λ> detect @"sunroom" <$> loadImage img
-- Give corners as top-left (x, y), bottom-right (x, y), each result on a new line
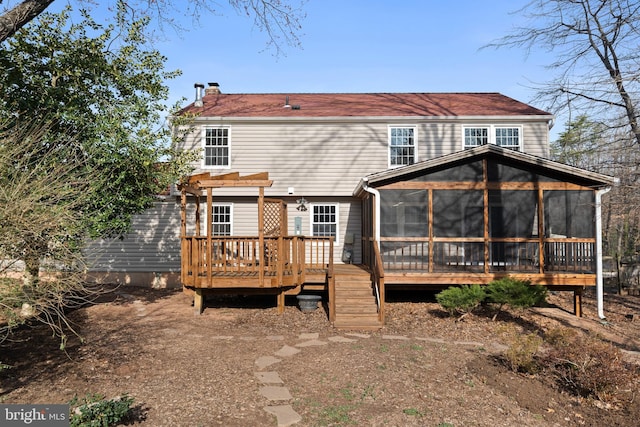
top-left (355, 144), bottom-right (617, 317)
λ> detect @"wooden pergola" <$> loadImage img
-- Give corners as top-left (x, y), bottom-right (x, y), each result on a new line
top-left (179, 171), bottom-right (334, 315)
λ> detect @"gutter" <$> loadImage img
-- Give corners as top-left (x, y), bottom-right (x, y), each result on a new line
top-left (595, 186), bottom-right (612, 319)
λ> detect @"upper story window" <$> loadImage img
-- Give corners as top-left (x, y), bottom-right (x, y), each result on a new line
top-left (463, 125), bottom-right (522, 151)
top-left (203, 126), bottom-right (230, 168)
top-left (389, 126), bottom-right (417, 167)
top-left (311, 204), bottom-right (339, 243)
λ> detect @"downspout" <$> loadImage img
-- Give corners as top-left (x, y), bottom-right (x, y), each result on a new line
top-left (595, 186), bottom-right (612, 320)
top-left (362, 177), bottom-right (380, 242)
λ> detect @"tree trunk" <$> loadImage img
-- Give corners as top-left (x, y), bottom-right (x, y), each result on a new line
top-left (0, 0), bottom-right (54, 43)
top-left (23, 245), bottom-right (42, 285)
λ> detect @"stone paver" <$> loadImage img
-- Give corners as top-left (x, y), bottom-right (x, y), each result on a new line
top-left (255, 371), bottom-right (284, 384)
top-left (267, 335), bottom-right (285, 341)
top-left (255, 355), bottom-right (281, 369)
top-left (415, 336), bottom-right (446, 344)
top-left (295, 339), bottom-right (327, 348)
top-left (298, 332), bottom-right (319, 340)
top-left (381, 334), bottom-right (409, 340)
top-left (275, 345), bottom-right (301, 357)
top-left (345, 332), bottom-right (370, 339)
top-left (328, 336), bottom-right (356, 343)
top-left (264, 405), bottom-right (302, 427)
top-left (260, 386), bottom-right (293, 401)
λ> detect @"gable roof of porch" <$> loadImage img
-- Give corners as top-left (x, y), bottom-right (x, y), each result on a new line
top-left (354, 144), bottom-right (617, 195)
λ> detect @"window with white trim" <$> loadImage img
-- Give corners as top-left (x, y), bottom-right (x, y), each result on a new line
top-left (210, 204), bottom-right (232, 236)
top-left (463, 125), bottom-right (522, 151)
top-left (311, 204), bottom-right (339, 243)
top-left (203, 126), bottom-right (230, 167)
top-left (389, 126), bottom-right (417, 167)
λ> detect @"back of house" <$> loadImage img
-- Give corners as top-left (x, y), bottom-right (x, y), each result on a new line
top-left (86, 84), bottom-right (561, 287)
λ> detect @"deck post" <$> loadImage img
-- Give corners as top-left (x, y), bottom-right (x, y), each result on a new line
top-left (276, 290), bottom-right (285, 314)
top-left (574, 287), bottom-right (583, 317)
top-left (194, 288), bottom-right (204, 315)
top-left (258, 187), bottom-right (265, 287)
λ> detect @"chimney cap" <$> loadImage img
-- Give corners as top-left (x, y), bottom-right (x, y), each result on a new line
top-left (194, 82), bottom-right (205, 88)
top-left (205, 82), bottom-right (221, 95)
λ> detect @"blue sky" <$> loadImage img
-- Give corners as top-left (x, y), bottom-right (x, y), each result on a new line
top-left (30, 0), bottom-right (560, 138)
top-left (156, 0), bottom-right (559, 136)
top-left (159, 1), bottom-right (547, 95)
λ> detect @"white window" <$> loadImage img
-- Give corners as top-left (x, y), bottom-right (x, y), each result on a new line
top-left (311, 204), bottom-right (339, 243)
top-left (389, 126), bottom-right (417, 167)
top-left (464, 127), bottom-right (489, 149)
top-left (203, 126), bottom-right (230, 168)
top-left (210, 204), bottom-right (232, 236)
top-left (495, 127), bottom-right (520, 150)
top-left (463, 125), bottom-right (522, 151)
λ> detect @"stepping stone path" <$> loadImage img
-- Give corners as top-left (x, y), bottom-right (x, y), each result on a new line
top-left (208, 329), bottom-right (497, 426)
top-left (258, 332), bottom-right (332, 426)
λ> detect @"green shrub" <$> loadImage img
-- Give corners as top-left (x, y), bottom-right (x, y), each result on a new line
top-left (485, 278), bottom-right (546, 321)
top-left (436, 285), bottom-right (486, 320)
top-left (69, 394), bottom-right (134, 427)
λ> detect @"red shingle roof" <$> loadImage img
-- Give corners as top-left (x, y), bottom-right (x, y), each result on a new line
top-left (181, 92), bottom-right (551, 118)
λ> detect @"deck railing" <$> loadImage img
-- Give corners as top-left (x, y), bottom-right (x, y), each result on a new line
top-left (181, 235), bottom-right (333, 287)
top-left (375, 238), bottom-right (596, 274)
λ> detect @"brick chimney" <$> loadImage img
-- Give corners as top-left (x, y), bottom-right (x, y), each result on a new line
top-left (205, 82), bottom-right (221, 95)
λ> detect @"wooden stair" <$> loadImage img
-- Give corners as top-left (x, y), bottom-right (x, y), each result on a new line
top-left (332, 270), bottom-right (383, 331)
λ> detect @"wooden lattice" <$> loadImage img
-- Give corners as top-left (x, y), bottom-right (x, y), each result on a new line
top-left (264, 199), bottom-right (287, 236)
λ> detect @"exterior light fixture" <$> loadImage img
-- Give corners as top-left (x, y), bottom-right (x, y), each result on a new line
top-left (296, 197), bottom-right (308, 211)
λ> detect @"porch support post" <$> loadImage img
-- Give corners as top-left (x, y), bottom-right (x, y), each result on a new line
top-left (180, 190), bottom-right (187, 286)
top-left (276, 290), bottom-right (285, 314)
top-left (194, 288), bottom-right (204, 315)
top-left (207, 188), bottom-right (213, 285)
top-left (573, 287), bottom-right (583, 317)
top-left (258, 186), bottom-right (265, 287)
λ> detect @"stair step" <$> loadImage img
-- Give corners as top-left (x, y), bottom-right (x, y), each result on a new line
top-left (332, 267), bottom-right (380, 330)
top-left (335, 291), bottom-right (374, 298)
top-left (333, 317), bottom-right (383, 331)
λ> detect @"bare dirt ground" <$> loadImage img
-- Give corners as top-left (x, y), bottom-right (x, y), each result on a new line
top-left (1, 286), bottom-right (639, 427)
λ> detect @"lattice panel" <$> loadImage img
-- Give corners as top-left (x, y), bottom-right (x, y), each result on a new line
top-left (264, 200), bottom-right (284, 236)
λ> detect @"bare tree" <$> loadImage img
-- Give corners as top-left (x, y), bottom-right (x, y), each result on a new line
top-left (0, 0), bottom-right (305, 54)
top-left (487, 0), bottom-right (640, 147)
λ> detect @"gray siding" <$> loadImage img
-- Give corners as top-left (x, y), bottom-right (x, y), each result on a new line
top-left (86, 200), bottom-right (182, 273)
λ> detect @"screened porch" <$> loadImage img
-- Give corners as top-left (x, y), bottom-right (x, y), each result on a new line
top-left (357, 145), bottom-right (616, 316)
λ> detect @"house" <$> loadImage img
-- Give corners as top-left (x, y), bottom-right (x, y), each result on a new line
top-left (86, 83), bottom-right (616, 329)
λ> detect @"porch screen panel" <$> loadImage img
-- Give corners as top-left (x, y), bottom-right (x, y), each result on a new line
top-left (543, 190), bottom-right (595, 272)
top-left (488, 190), bottom-right (537, 238)
top-left (432, 190), bottom-right (483, 237)
top-left (379, 189), bottom-right (428, 237)
top-left (488, 190), bottom-right (538, 271)
top-left (543, 190), bottom-right (594, 238)
top-left (486, 160), bottom-right (560, 182)
top-left (409, 160), bottom-right (484, 182)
